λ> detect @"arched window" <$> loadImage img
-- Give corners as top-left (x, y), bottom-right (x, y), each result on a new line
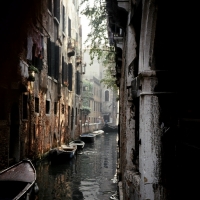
top-left (105, 90), bottom-right (109, 101)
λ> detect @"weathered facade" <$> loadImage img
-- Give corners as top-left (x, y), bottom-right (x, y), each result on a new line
top-left (105, 0), bottom-right (200, 199)
top-left (0, 0), bottom-right (82, 170)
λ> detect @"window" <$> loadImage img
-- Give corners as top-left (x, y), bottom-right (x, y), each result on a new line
top-left (68, 63), bottom-right (73, 91)
top-left (76, 71), bottom-right (80, 95)
top-left (105, 90), bottom-right (109, 101)
top-left (22, 94), bottom-right (28, 119)
top-left (75, 108), bottom-right (77, 125)
top-left (47, 38), bottom-right (51, 76)
top-left (35, 97), bottom-right (39, 113)
top-left (47, 40), bottom-right (60, 79)
top-left (54, 0), bottom-right (60, 22)
top-left (54, 21), bottom-right (58, 41)
top-left (62, 104), bottom-right (65, 114)
top-left (62, 5), bottom-right (65, 33)
top-left (62, 56), bottom-right (68, 86)
top-left (48, 0), bottom-right (52, 12)
top-left (71, 108), bottom-right (74, 130)
top-left (46, 100), bottom-right (50, 114)
top-left (68, 106), bottom-right (70, 125)
top-left (54, 102), bottom-right (57, 115)
top-left (68, 17), bottom-right (71, 37)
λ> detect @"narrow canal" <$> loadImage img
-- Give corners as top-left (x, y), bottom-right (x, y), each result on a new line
top-left (35, 132), bottom-right (118, 200)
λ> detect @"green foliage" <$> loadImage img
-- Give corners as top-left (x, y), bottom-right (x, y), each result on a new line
top-left (82, 106), bottom-right (91, 115)
top-left (80, 0), bottom-right (118, 92)
top-left (28, 65), bottom-right (39, 73)
top-left (80, 0), bottom-right (113, 61)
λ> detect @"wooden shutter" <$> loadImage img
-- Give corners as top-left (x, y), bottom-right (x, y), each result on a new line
top-left (62, 57), bottom-right (68, 86)
top-left (47, 38), bottom-right (51, 76)
top-left (62, 5), bottom-right (65, 32)
top-left (55, 45), bottom-right (60, 80)
top-left (68, 17), bottom-right (71, 37)
top-left (54, 0), bottom-right (60, 22)
top-left (76, 71), bottom-right (80, 95)
top-left (68, 63), bottom-right (73, 91)
top-left (50, 42), bottom-right (55, 78)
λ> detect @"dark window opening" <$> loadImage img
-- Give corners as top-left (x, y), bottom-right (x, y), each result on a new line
top-left (22, 94), bottom-right (28, 119)
top-left (75, 108), bottom-right (77, 125)
top-left (62, 56), bottom-right (68, 86)
top-left (54, 21), bottom-right (58, 41)
top-left (46, 100), bottom-right (50, 114)
top-left (68, 63), bottom-right (73, 91)
top-left (105, 90), bottom-right (109, 101)
top-left (62, 5), bottom-right (65, 32)
top-left (31, 43), bottom-right (43, 70)
top-left (68, 106), bottom-right (70, 126)
top-left (54, 0), bottom-right (60, 22)
top-left (68, 17), bottom-right (71, 37)
top-left (76, 71), bottom-right (80, 95)
top-left (35, 97), bottom-right (39, 113)
top-left (71, 108), bottom-right (74, 130)
top-left (62, 104), bottom-right (65, 114)
top-left (54, 102), bottom-right (57, 115)
top-left (48, 41), bottom-right (60, 79)
top-left (54, 45), bottom-right (60, 80)
top-left (47, 38), bottom-right (51, 76)
top-left (48, 0), bottom-right (52, 12)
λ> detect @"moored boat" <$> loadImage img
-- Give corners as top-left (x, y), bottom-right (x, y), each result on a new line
top-left (69, 140), bottom-right (85, 149)
top-left (49, 145), bottom-right (77, 164)
top-left (79, 133), bottom-right (96, 143)
top-left (0, 158), bottom-right (38, 200)
top-left (93, 130), bottom-right (104, 137)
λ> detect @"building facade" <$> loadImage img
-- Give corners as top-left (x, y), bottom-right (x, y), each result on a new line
top-left (105, 0), bottom-right (200, 199)
top-left (0, 0), bottom-right (82, 170)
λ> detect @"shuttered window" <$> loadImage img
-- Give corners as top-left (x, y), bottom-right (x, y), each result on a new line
top-left (54, 0), bottom-right (60, 22)
top-left (68, 17), bottom-right (71, 37)
top-left (68, 63), bottom-right (73, 91)
top-left (55, 45), bottom-right (60, 80)
top-left (62, 5), bottom-right (65, 32)
top-left (50, 41), bottom-right (55, 77)
top-left (76, 71), bottom-right (80, 95)
top-left (62, 56), bottom-right (68, 86)
top-left (48, 0), bottom-right (52, 13)
top-left (47, 38), bottom-right (51, 76)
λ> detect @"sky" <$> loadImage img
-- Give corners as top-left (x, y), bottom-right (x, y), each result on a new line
top-left (79, 0), bottom-right (92, 48)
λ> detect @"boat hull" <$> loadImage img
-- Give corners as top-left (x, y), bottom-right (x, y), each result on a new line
top-left (49, 146), bottom-right (77, 164)
top-left (79, 134), bottom-right (95, 143)
top-left (0, 159), bottom-right (37, 200)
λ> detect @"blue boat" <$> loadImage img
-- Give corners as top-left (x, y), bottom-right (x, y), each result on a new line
top-left (49, 145), bottom-right (77, 164)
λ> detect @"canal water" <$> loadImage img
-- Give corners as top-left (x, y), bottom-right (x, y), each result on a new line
top-left (35, 132), bottom-right (118, 200)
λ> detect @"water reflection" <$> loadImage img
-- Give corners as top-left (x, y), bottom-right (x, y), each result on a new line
top-left (35, 132), bottom-right (118, 200)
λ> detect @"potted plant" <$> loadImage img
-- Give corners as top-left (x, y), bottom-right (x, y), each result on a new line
top-left (28, 65), bottom-right (38, 82)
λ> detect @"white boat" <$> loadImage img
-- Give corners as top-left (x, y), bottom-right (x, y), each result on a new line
top-left (93, 130), bottom-right (104, 137)
top-left (69, 140), bottom-right (85, 149)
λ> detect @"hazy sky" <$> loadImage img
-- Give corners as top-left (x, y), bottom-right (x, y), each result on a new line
top-left (79, 0), bottom-right (92, 48)
top-left (80, 14), bottom-right (90, 48)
